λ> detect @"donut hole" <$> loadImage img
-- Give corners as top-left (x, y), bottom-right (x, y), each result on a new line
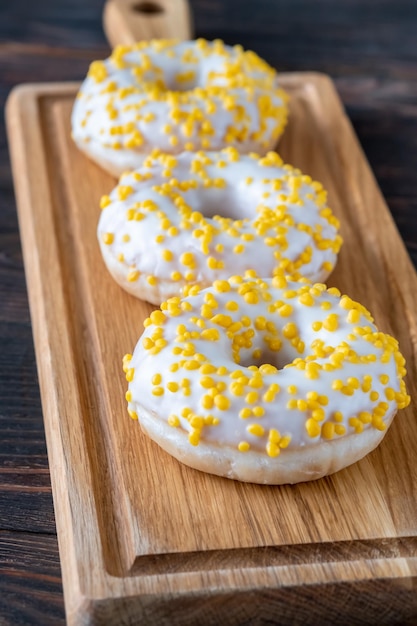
top-left (239, 350), bottom-right (290, 371)
top-left (181, 184), bottom-right (257, 221)
top-left (237, 336), bottom-right (305, 372)
top-left (167, 76), bottom-right (200, 93)
top-left (140, 48), bottom-right (234, 93)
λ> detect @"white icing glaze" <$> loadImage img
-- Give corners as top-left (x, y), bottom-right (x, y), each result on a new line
top-left (72, 39), bottom-right (288, 176)
top-left (98, 150), bottom-right (342, 304)
top-left (125, 276), bottom-right (409, 463)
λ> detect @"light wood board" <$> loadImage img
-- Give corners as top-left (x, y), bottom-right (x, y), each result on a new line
top-left (6, 74), bottom-right (417, 625)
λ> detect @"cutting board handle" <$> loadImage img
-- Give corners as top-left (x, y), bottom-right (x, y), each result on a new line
top-left (103, 0), bottom-right (193, 48)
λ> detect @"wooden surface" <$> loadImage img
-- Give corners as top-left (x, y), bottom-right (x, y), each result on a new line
top-left (6, 71), bottom-right (417, 624)
top-left (1, 1), bottom-right (417, 624)
top-left (103, 0), bottom-right (193, 47)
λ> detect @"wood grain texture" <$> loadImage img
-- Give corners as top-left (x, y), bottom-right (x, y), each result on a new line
top-left (103, 0), bottom-right (193, 47)
top-left (6, 74), bottom-right (417, 625)
top-left (1, 1), bottom-right (417, 624)
top-left (0, 531), bottom-right (63, 626)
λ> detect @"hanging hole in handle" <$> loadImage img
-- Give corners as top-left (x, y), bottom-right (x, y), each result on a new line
top-left (132, 1), bottom-right (164, 14)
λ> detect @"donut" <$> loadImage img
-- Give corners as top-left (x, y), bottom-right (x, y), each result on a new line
top-left (98, 149), bottom-right (342, 304)
top-left (71, 38), bottom-right (289, 176)
top-left (123, 275), bottom-right (409, 485)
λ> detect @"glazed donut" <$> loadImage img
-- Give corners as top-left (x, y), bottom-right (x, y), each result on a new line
top-left (98, 149), bottom-right (342, 304)
top-left (123, 275), bottom-right (409, 485)
top-left (72, 38), bottom-right (288, 176)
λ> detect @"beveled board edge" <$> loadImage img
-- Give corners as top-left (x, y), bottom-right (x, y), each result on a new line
top-left (6, 77), bottom-right (417, 625)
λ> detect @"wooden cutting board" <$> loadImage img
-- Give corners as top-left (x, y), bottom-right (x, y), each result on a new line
top-left (6, 73), bottom-right (417, 625)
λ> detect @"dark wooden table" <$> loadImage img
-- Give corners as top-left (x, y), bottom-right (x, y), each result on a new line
top-left (1, 1), bottom-right (416, 623)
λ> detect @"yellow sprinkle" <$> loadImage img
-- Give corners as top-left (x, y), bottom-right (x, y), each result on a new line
top-left (245, 391), bottom-right (258, 404)
top-left (279, 304), bottom-right (293, 317)
top-left (282, 322), bottom-right (297, 339)
top-left (268, 428), bottom-right (281, 443)
top-left (279, 435), bottom-right (291, 449)
top-left (349, 417), bottom-right (364, 433)
top-left (263, 390), bottom-right (276, 403)
top-left (117, 185), bottom-right (134, 201)
top-left (127, 269), bottom-right (140, 282)
top-left (230, 382), bottom-right (244, 396)
top-left (162, 249), bottom-right (173, 261)
top-left (286, 399), bottom-right (298, 409)
top-left (347, 309), bottom-right (361, 324)
top-left (306, 418), bottom-right (321, 437)
top-left (180, 251), bottom-right (196, 267)
top-left (385, 387), bottom-right (396, 401)
top-left (213, 280), bottom-right (231, 293)
top-left (347, 377), bottom-right (360, 389)
top-left (239, 407), bottom-right (252, 419)
top-left (204, 255), bottom-right (215, 271)
top-left (151, 373), bottom-right (162, 385)
top-left (190, 415), bottom-right (204, 429)
top-left (88, 60), bottom-right (108, 83)
top-left (323, 313), bottom-right (339, 332)
top-left (102, 232), bottom-right (114, 245)
top-left (244, 291), bottom-right (259, 305)
top-left (201, 395), bottom-right (214, 409)
top-left (298, 293), bottom-right (315, 307)
top-left (201, 328), bottom-right (220, 341)
top-left (321, 260), bottom-right (333, 273)
top-left (266, 442), bottom-right (280, 457)
top-left (238, 441), bottom-right (250, 452)
top-left (358, 411), bottom-right (372, 424)
top-left (322, 422), bottom-right (335, 439)
top-left (214, 394), bottom-right (231, 410)
top-left (100, 195), bottom-right (111, 209)
top-left (226, 300), bottom-right (239, 311)
top-left (200, 376), bottom-right (215, 389)
top-left (168, 414), bottom-right (180, 427)
top-left (188, 430), bottom-right (200, 446)
top-left (272, 275), bottom-right (288, 289)
top-left (312, 408), bottom-right (325, 421)
top-left (327, 287), bottom-right (341, 297)
top-left (200, 363), bottom-right (217, 374)
top-left (305, 362), bottom-right (320, 380)
top-left (247, 423), bottom-right (264, 437)
top-left (150, 310), bottom-right (166, 325)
